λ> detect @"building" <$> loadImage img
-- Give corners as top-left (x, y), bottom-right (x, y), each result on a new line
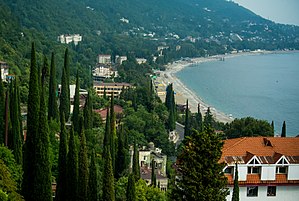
top-left (136, 58), bottom-right (147, 64)
top-left (115, 55), bottom-right (127, 65)
top-left (130, 142), bottom-right (168, 191)
top-left (221, 137), bottom-right (299, 201)
top-left (92, 65), bottom-right (118, 81)
top-left (98, 54), bottom-right (111, 64)
top-left (93, 82), bottom-right (132, 98)
top-left (0, 61), bottom-right (9, 80)
top-left (58, 34), bottom-right (82, 45)
top-left (94, 105), bottom-right (123, 122)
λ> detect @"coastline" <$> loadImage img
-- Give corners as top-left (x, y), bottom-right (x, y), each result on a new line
top-left (154, 50), bottom-right (296, 123)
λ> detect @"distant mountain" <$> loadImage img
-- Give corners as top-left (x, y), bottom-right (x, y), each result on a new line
top-left (0, 0), bottom-right (299, 80)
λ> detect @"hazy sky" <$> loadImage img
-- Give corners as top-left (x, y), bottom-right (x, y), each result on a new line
top-left (233, 0), bottom-right (299, 26)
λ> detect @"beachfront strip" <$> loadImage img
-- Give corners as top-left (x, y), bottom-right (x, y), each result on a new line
top-left (222, 137), bottom-right (299, 201)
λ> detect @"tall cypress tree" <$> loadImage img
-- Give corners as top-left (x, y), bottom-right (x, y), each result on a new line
top-left (64, 48), bottom-right (70, 107)
top-left (126, 173), bottom-right (136, 201)
top-left (110, 95), bottom-right (116, 175)
top-left (73, 70), bottom-right (80, 134)
top-left (204, 107), bottom-right (215, 129)
top-left (48, 52), bottom-right (59, 121)
top-left (184, 99), bottom-right (191, 137)
top-left (271, 121), bottom-right (274, 136)
top-left (132, 141), bottom-right (140, 181)
top-left (78, 117), bottom-right (89, 201)
top-left (151, 159), bottom-right (157, 187)
top-left (102, 147), bottom-right (115, 201)
top-left (166, 83), bottom-right (176, 131)
top-left (0, 65), bottom-right (5, 144)
top-left (83, 90), bottom-right (93, 130)
top-left (23, 42), bottom-right (40, 200)
top-left (195, 103), bottom-right (203, 132)
top-left (116, 125), bottom-right (128, 178)
top-left (34, 58), bottom-right (53, 200)
top-left (10, 78), bottom-right (22, 164)
top-left (103, 108), bottom-right (110, 148)
top-left (232, 163), bottom-right (239, 201)
top-left (59, 61), bottom-right (70, 122)
top-left (66, 127), bottom-right (78, 201)
top-left (88, 150), bottom-right (98, 201)
top-left (281, 121), bottom-right (286, 137)
top-left (55, 113), bottom-right (68, 201)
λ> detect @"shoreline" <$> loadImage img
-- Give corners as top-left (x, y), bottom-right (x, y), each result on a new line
top-left (154, 50), bottom-right (298, 123)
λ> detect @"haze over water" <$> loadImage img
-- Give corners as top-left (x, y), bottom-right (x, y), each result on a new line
top-left (177, 52), bottom-right (299, 136)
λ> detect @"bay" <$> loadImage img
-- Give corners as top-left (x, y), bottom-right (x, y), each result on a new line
top-left (176, 52), bottom-right (299, 136)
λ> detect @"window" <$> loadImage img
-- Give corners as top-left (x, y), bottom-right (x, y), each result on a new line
top-left (248, 166), bottom-right (261, 174)
top-left (276, 166), bottom-right (288, 174)
top-left (247, 186), bottom-right (258, 197)
top-left (224, 167), bottom-right (233, 174)
top-left (267, 186), bottom-right (276, 196)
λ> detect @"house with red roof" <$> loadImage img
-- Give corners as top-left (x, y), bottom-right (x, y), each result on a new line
top-left (221, 137), bottom-right (299, 200)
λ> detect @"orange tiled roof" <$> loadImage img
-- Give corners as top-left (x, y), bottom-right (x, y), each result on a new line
top-left (221, 137), bottom-right (299, 164)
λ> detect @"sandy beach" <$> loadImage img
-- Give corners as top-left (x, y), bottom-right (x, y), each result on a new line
top-left (154, 51), bottom-right (281, 123)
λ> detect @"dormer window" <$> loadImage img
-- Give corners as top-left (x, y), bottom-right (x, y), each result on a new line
top-left (248, 166), bottom-right (261, 174)
top-left (249, 158), bottom-right (260, 165)
top-left (224, 167), bottom-right (233, 174)
top-left (276, 166), bottom-right (288, 174)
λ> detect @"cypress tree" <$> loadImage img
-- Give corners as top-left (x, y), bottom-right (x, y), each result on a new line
top-left (64, 48), bottom-right (70, 106)
top-left (88, 150), bottom-right (98, 201)
top-left (73, 70), bottom-right (80, 134)
top-left (0, 65), bottom-right (5, 144)
top-left (184, 99), bottom-right (191, 137)
top-left (10, 78), bottom-right (22, 164)
top-left (281, 121), bottom-right (286, 137)
top-left (195, 103), bottom-right (203, 132)
top-left (132, 92), bottom-right (137, 111)
top-left (110, 95), bottom-right (116, 175)
top-left (116, 124), bottom-right (128, 178)
top-left (23, 42), bottom-right (40, 200)
top-left (166, 83), bottom-right (176, 131)
top-left (151, 159), bottom-right (157, 187)
top-left (59, 61), bottom-right (70, 122)
top-left (48, 52), bottom-right (59, 121)
top-left (271, 121), bottom-right (274, 136)
top-left (102, 147), bottom-right (115, 201)
top-left (204, 107), bottom-right (215, 129)
top-left (132, 141), bottom-right (140, 181)
top-left (78, 117), bottom-right (89, 201)
top-left (55, 113), bottom-right (68, 201)
top-left (103, 87), bottom-right (107, 100)
top-left (83, 90), bottom-right (93, 130)
top-left (4, 88), bottom-right (10, 147)
top-left (66, 127), bottom-right (78, 201)
top-left (126, 173), bottom-right (136, 201)
top-left (232, 163), bottom-right (239, 201)
top-left (103, 108), bottom-right (110, 148)
top-left (34, 59), bottom-right (53, 200)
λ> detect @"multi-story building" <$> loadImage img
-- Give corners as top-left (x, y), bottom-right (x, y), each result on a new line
top-left (221, 137), bottom-right (299, 201)
top-left (0, 61), bottom-right (9, 80)
top-left (98, 54), bottom-right (111, 64)
top-left (129, 142), bottom-right (168, 191)
top-left (58, 34), bottom-right (82, 45)
top-left (92, 65), bottom-right (118, 81)
top-left (93, 82), bottom-right (132, 98)
top-left (136, 58), bottom-right (147, 64)
top-left (115, 55), bottom-right (127, 65)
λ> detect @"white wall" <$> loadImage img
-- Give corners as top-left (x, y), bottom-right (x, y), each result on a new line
top-left (226, 186), bottom-right (299, 201)
top-left (261, 166), bottom-right (275, 180)
top-left (288, 165), bottom-right (299, 180)
top-left (238, 165), bottom-right (247, 181)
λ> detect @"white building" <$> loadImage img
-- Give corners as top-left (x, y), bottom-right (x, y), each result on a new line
top-left (92, 65), bottom-right (118, 81)
top-left (0, 61), bottom-right (9, 80)
top-left (115, 55), bottom-right (127, 65)
top-left (58, 34), bottom-right (82, 45)
top-left (98, 54), bottom-right (111, 64)
top-left (136, 58), bottom-right (147, 64)
top-left (221, 137), bottom-right (299, 201)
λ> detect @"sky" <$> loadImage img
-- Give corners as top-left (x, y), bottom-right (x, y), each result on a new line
top-left (233, 0), bottom-right (299, 26)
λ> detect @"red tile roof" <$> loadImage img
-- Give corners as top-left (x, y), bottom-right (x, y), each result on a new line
top-left (221, 137), bottom-right (299, 164)
top-left (94, 105), bottom-right (123, 120)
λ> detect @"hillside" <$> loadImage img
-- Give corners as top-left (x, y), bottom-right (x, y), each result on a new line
top-left (1, 0), bottom-right (299, 87)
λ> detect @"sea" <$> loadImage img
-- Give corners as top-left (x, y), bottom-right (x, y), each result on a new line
top-left (176, 52), bottom-right (299, 137)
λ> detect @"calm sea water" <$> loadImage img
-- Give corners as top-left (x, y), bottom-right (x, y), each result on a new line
top-left (177, 52), bottom-right (299, 136)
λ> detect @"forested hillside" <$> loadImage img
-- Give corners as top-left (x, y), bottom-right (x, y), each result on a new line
top-left (1, 0), bottom-right (299, 89)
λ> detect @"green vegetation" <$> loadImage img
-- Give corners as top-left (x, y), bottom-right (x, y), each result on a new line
top-left (48, 52), bottom-right (59, 121)
top-left (126, 174), bottom-right (136, 201)
top-left (172, 128), bottom-right (228, 200)
top-left (232, 163), bottom-right (239, 201)
top-left (281, 121), bottom-right (286, 137)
